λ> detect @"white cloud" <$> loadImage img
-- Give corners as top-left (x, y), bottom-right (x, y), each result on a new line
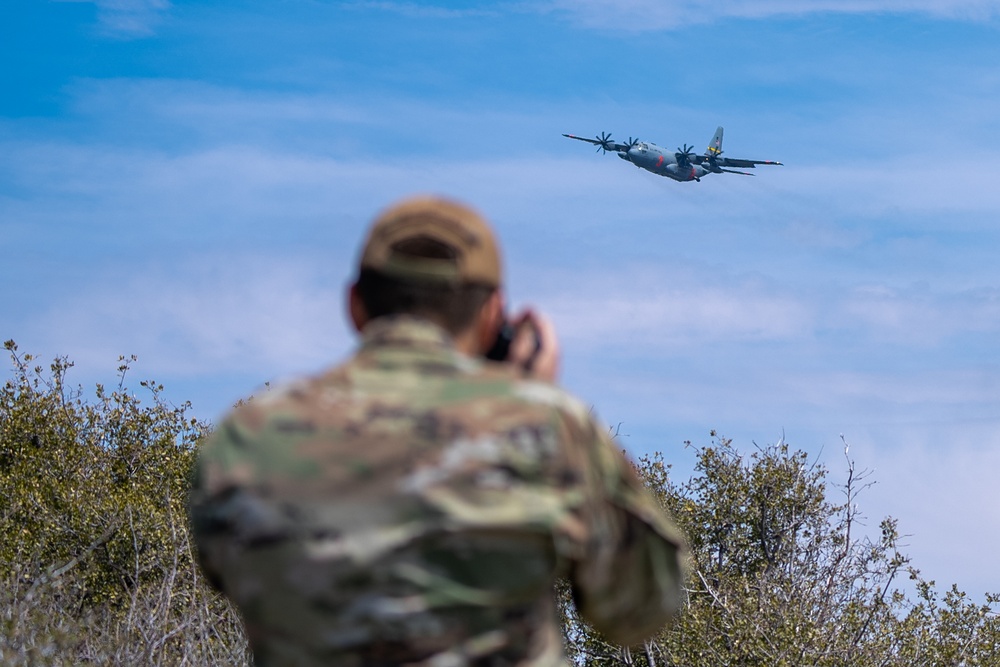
top-left (511, 257), bottom-right (1000, 355)
top-left (343, 1), bottom-right (498, 19)
top-left (763, 157), bottom-right (1000, 224)
top-left (68, 79), bottom-right (378, 130)
top-left (7, 1), bottom-right (1000, 599)
top-left (8, 130), bottom-right (1000, 359)
top-left (34, 79), bottom-right (1000, 229)
top-left (7, 138), bottom-right (1000, 596)
top-left (837, 284), bottom-right (1000, 345)
top-left (57, 0), bottom-right (171, 38)
top-left (783, 367), bottom-right (1000, 412)
top-left (543, 0), bottom-right (1000, 31)
top-left (780, 219), bottom-right (872, 251)
top-left (531, 265), bottom-right (814, 350)
top-left (29, 254), bottom-right (352, 378)
top-left (860, 431), bottom-right (1000, 597)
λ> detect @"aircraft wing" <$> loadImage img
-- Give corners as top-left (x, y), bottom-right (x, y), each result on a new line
top-left (722, 157), bottom-right (782, 168)
top-left (693, 155), bottom-right (783, 168)
top-left (562, 133), bottom-right (630, 152)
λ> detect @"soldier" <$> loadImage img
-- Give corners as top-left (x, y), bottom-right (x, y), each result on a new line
top-left (189, 196), bottom-right (687, 666)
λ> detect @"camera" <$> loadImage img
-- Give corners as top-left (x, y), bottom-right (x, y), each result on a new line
top-left (485, 321), bottom-right (516, 361)
top-left (485, 318), bottom-right (541, 369)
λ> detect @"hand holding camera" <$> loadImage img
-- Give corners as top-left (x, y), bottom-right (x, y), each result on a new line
top-left (486, 308), bottom-right (560, 383)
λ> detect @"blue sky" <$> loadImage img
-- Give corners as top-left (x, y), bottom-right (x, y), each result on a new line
top-left (4, 0), bottom-right (1000, 597)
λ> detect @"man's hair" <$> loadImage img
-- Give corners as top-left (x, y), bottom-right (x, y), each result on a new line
top-left (355, 236), bottom-right (495, 335)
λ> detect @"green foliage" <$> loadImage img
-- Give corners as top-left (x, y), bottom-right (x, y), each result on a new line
top-left (3, 344), bottom-right (997, 664)
top-left (564, 432), bottom-right (1000, 666)
top-left (0, 341), bottom-right (249, 665)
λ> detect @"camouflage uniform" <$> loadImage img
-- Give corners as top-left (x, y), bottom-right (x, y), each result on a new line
top-left (190, 316), bottom-right (685, 666)
top-left (190, 196), bottom-right (686, 666)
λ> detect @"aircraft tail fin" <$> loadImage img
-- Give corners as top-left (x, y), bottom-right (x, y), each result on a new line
top-left (706, 126), bottom-right (724, 156)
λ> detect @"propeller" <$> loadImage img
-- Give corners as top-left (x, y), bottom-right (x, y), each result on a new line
top-left (626, 136), bottom-right (640, 150)
top-left (706, 149), bottom-right (723, 171)
top-left (705, 148), bottom-right (738, 174)
top-left (594, 131), bottom-right (615, 154)
top-left (706, 149), bottom-right (753, 176)
top-left (675, 144), bottom-right (696, 167)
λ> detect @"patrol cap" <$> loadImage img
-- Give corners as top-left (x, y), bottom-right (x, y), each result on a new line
top-left (359, 196), bottom-right (502, 288)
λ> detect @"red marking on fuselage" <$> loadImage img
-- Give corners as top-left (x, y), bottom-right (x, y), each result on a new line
top-left (656, 155), bottom-right (665, 168)
top-left (690, 166), bottom-right (697, 180)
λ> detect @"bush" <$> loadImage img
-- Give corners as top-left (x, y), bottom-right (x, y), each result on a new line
top-left (562, 432), bottom-right (1000, 666)
top-left (3, 344), bottom-right (997, 665)
top-left (0, 341), bottom-right (249, 665)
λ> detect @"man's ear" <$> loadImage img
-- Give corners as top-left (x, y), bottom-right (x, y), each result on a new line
top-left (348, 283), bottom-right (369, 333)
top-left (476, 289), bottom-right (504, 355)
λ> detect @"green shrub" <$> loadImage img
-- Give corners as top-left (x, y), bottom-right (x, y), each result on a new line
top-left (0, 341), bottom-right (249, 665)
top-left (3, 343), bottom-right (997, 665)
top-left (562, 433), bottom-right (1000, 666)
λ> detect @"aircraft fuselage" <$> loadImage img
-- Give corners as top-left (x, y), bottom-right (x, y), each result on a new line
top-left (562, 127), bottom-right (780, 182)
top-left (618, 142), bottom-right (710, 182)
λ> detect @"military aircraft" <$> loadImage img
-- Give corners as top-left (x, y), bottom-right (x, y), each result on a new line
top-left (562, 126), bottom-right (782, 183)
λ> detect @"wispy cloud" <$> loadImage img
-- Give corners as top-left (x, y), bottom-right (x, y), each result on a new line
top-left (342, 1), bottom-right (498, 19)
top-left (533, 265), bottom-right (814, 349)
top-left (524, 261), bottom-right (1000, 356)
top-left (57, 0), bottom-right (171, 38)
top-left (28, 253), bottom-right (351, 378)
top-left (864, 431), bottom-right (1000, 597)
top-left (542, 0), bottom-right (1000, 30)
top-left (9, 0), bottom-right (1000, 598)
top-left (837, 284), bottom-right (1000, 345)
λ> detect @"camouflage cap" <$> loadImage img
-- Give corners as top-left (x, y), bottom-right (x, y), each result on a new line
top-left (359, 196), bottom-right (502, 288)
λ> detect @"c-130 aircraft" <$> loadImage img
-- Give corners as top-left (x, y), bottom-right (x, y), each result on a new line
top-left (563, 126), bottom-right (782, 182)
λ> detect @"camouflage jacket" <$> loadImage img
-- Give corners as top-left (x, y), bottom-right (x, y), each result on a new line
top-left (189, 316), bottom-right (686, 666)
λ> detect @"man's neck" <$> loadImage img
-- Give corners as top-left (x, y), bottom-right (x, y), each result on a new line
top-left (451, 326), bottom-right (481, 357)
